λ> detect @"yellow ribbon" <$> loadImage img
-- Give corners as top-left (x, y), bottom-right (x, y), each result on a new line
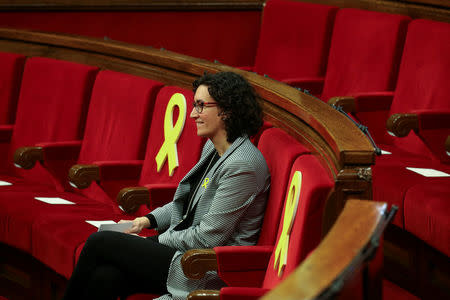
top-left (155, 93), bottom-right (187, 176)
top-left (202, 178), bottom-right (210, 189)
top-left (273, 171), bottom-right (302, 277)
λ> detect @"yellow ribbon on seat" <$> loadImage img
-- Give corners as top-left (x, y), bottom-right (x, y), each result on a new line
top-left (273, 170), bottom-right (302, 277)
top-left (155, 93), bottom-right (187, 176)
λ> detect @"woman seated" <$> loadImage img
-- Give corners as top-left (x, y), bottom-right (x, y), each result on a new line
top-left (63, 71), bottom-right (271, 300)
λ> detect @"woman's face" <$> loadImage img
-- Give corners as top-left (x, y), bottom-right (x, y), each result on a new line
top-left (190, 85), bottom-right (226, 141)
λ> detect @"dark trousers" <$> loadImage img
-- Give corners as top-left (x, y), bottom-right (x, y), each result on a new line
top-left (62, 231), bottom-right (176, 300)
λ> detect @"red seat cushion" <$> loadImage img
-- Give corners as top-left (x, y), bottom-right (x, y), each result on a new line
top-left (404, 179), bottom-right (450, 257)
top-left (372, 157), bottom-right (450, 228)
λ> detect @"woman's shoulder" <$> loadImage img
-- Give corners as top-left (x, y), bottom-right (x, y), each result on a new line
top-left (228, 137), bottom-right (268, 171)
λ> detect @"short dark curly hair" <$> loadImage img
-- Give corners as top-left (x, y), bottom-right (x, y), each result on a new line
top-left (193, 72), bottom-right (263, 143)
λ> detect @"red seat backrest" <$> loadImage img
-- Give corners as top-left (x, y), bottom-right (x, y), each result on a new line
top-left (389, 19), bottom-right (450, 158)
top-left (9, 57), bottom-right (98, 183)
top-left (253, 0), bottom-right (337, 81)
top-left (0, 51), bottom-right (26, 124)
top-left (263, 154), bottom-right (334, 289)
top-left (256, 127), bottom-right (310, 246)
top-left (138, 86), bottom-right (205, 186)
top-left (321, 8), bottom-right (410, 101)
top-left (75, 70), bottom-right (163, 199)
top-left (77, 70), bottom-right (162, 163)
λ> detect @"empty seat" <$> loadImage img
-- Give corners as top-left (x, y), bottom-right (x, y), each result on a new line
top-left (248, 0), bottom-right (337, 95)
top-left (370, 19), bottom-right (450, 227)
top-left (0, 70), bottom-right (163, 256)
top-left (322, 9), bottom-right (410, 101)
top-left (0, 56), bottom-right (98, 186)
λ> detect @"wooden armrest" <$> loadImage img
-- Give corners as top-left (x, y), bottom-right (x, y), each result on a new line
top-left (117, 187), bottom-right (150, 214)
top-left (182, 249), bottom-right (218, 279)
top-left (446, 136), bottom-right (450, 154)
top-left (328, 96), bottom-right (355, 113)
top-left (386, 113), bottom-right (418, 137)
top-left (187, 290), bottom-right (220, 300)
top-left (13, 146), bottom-right (43, 169)
top-left (68, 164), bottom-right (100, 189)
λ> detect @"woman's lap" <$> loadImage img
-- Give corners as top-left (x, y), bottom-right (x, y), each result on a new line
top-left (64, 231), bottom-right (176, 299)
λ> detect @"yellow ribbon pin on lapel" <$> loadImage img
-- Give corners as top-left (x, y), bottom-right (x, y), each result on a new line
top-left (155, 93), bottom-right (187, 176)
top-left (202, 178), bottom-right (210, 189)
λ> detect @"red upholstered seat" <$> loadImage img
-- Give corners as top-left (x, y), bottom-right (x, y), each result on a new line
top-left (249, 0), bottom-right (337, 95)
top-left (0, 70), bottom-right (162, 259)
top-left (0, 57), bottom-right (98, 250)
top-left (321, 9), bottom-right (410, 102)
top-left (127, 86), bottom-right (205, 216)
top-left (323, 8), bottom-right (409, 139)
top-left (199, 154), bottom-right (333, 297)
top-left (404, 179), bottom-right (450, 257)
top-left (0, 51), bottom-right (25, 125)
top-left (255, 127), bottom-right (310, 246)
top-left (27, 85), bottom-right (208, 279)
top-left (0, 56), bottom-right (98, 187)
top-left (371, 19), bottom-right (450, 228)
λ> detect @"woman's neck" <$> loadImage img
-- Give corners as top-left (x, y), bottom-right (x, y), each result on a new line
top-left (211, 135), bottom-right (231, 156)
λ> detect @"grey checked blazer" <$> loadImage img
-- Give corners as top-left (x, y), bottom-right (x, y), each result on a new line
top-left (152, 135), bottom-right (270, 300)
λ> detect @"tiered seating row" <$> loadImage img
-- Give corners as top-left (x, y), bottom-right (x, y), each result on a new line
top-left (0, 24), bottom-right (376, 299)
top-left (247, 1), bottom-right (449, 298)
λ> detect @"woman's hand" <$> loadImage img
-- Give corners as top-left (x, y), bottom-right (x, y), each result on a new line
top-left (119, 217), bottom-right (150, 235)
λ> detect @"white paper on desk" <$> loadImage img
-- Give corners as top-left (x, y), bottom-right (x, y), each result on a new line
top-left (98, 222), bottom-right (132, 233)
top-left (85, 220), bottom-right (116, 228)
top-left (406, 167), bottom-right (450, 177)
top-left (381, 150), bottom-right (392, 155)
top-left (0, 180), bottom-right (12, 186)
top-left (34, 197), bottom-right (75, 204)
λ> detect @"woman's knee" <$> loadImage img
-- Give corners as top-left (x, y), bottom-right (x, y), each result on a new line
top-left (84, 231), bottom-right (120, 253)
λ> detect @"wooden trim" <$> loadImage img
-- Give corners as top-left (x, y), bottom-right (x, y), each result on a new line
top-left (0, 0), bottom-right (265, 11)
top-left (298, 0), bottom-right (450, 23)
top-left (0, 0), bottom-right (448, 22)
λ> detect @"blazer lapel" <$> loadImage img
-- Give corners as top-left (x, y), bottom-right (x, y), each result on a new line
top-left (188, 136), bottom-right (247, 210)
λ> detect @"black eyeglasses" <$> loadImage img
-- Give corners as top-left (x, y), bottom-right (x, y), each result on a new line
top-left (192, 100), bottom-right (219, 113)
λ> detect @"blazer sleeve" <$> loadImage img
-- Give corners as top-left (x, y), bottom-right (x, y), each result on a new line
top-left (157, 159), bottom-right (260, 251)
top-left (151, 201), bottom-right (173, 232)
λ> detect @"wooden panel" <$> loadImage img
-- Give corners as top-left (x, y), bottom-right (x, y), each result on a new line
top-left (0, 0), bottom-right (265, 11)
